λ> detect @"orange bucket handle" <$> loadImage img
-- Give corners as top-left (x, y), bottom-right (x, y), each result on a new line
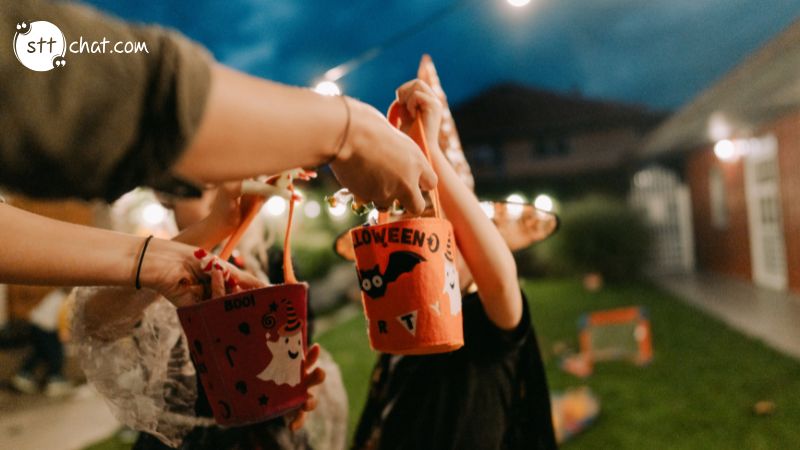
top-left (382, 101), bottom-right (442, 222)
top-left (219, 181), bottom-right (299, 284)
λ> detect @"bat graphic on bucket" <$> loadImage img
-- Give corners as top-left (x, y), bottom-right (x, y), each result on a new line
top-left (350, 102), bottom-right (464, 355)
top-left (177, 170), bottom-right (314, 426)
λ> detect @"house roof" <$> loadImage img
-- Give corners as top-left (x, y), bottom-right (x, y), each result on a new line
top-left (641, 18), bottom-right (800, 159)
top-left (452, 83), bottom-right (665, 142)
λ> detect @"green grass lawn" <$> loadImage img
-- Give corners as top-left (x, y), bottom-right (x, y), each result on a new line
top-left (85, 278), bottom-right (800, 449)
top-left (522, 279), bottom-right (800, 449)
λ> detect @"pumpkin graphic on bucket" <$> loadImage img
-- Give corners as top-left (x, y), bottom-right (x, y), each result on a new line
top-left (177, 169), bottom-right (315, 426)
top-left (350, 102), bottom-right (464, 355)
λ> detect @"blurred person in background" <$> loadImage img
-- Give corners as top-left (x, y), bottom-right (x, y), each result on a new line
top-left (10, 287), bottom-right (74, 397)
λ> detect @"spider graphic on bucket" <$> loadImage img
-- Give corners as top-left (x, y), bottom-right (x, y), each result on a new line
top-left (256, 300), bottom-right (304, 387)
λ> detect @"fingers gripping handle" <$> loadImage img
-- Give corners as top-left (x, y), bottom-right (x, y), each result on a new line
top-left (385, 101), bottom-right (442, 222)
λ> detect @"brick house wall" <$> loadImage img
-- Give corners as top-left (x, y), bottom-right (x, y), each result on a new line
top-left (771, 113), bottom-right (800, 292)
top-left (685, 110), bottom-right (800, 293)
top-left (686, 145), bottom-right (752, 281)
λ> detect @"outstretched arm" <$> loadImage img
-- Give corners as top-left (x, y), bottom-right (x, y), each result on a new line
top-left (394, 80), bottom-right (523, 330)
top-left (0, 203), bottom-right (262, 304)
top-left (1, 2), bottom-right (435, 214)
top-left (175, 64), bottom-right (437, 214)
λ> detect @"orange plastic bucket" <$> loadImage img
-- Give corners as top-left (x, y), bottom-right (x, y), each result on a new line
top-left (351, 102), bottom-right (463, 355)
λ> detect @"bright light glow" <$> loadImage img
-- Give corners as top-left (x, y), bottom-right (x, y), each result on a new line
top-left (708, 112), bottom-right (732, 142)
top-left (313, 80), bottom-right (341, 96)
top-left (506, 193), bottom-right (526, 203)
top-left (303, 200), bottom-right (321, 219)
top-left (714, 139), bottom-right (737, 162)
top-left (266, 196), bottom-right (287, 216)
top-left (506, 193), bottom-right (526, 218)
top-left (480, 201), bottom-right (495, 220)
top-left (141, 203), bottom-right (167, 225)
top-left (534, 194), bottom-right (554, 212)
top-left (327, 202), bottom-right (348, 219)
top-left (507, 0), bottom-right (531, 6)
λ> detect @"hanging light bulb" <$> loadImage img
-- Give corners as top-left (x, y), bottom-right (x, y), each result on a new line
top-left (506, 193), bottom-right (526, 218)
top-left (141, 203), bottom-right (167, 225)
top-left (313, 80), bottom-right (341, 96)
top-left (265, 196), bottom-right (287, 216)
top-left (304, 200), bottom-right (321, 219)
top-left (534, 194), bottom-right (554, 212)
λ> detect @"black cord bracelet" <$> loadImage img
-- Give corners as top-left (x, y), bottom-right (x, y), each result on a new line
top-left (135, 235), bottom-right (154, 290)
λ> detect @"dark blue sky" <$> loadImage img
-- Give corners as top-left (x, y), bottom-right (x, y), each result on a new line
top-left (85, 0), bottom-right (800, 112)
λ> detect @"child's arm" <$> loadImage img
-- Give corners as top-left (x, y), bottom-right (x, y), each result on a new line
top-left (395, 81), bottom-right (523, 330)
top-left (171, 183), bottom-right (244, 250)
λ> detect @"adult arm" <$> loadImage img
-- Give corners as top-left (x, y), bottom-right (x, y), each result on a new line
top-left (0, 203), bottom-right (262, 302)
top-left (0, 1), bottom-right (435, 213)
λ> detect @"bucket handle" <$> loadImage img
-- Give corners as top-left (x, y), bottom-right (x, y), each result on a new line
top-left (219, 173), bottom-right (308, 284)
top-left (383, 101), bottom-right (442, 222)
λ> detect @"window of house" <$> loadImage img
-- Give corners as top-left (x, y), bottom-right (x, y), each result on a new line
top-left (709, 166), bottom-right (728, 229)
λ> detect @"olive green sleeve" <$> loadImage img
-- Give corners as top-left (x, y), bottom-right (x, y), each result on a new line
top-left (0, 0), bottom-right (213, 201)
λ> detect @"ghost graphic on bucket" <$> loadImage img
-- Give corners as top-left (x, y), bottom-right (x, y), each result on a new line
top-left (443, 234), bottom-right (461, 316)
top-left (256, 300), bottom-right (304, 387)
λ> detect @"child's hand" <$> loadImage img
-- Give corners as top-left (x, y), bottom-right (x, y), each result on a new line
top-left (206, 182), bottom-right (247, 236)
top-left (395, 79), bottom-right (443, 154)
top-left (286, 343), bottom-right (326, 431)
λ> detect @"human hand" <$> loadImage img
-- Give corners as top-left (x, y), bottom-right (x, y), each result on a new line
top-left (140, 241), bottom-right (265, 307)
top-left (394, 79), bottom-right (444, 152)
top-left (203, 182), bottom-right (247, 238)
top-left (286, 343), bottom-right (325, 431)
top-left (329, 97), bottom-right (437, 215)
top-left (206, 180), bottom-right (294, 237)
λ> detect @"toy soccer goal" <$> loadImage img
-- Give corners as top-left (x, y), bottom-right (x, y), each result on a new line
top-left (578, 306), bottom-right (653, 366)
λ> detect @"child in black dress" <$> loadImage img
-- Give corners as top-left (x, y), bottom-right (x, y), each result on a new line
top-left (352, 80), bottom-right (557, 450)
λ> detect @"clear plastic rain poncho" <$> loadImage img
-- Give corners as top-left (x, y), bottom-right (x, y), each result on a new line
top-left (72, 287), bottom-right (214, 446)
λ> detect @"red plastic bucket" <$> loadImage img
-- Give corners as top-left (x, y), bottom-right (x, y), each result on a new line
top-left (177, 283), bottom-right (308, 426)
top-left (177, 171), bottom-right (312, 426)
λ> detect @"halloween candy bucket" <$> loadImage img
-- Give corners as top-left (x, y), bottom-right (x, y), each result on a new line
top-left (177, 283), bottom-right (308, 426)
top-left (177, 171), bottom-right (313, 426)
top-left (350, 102), bottom-right (463, 355)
